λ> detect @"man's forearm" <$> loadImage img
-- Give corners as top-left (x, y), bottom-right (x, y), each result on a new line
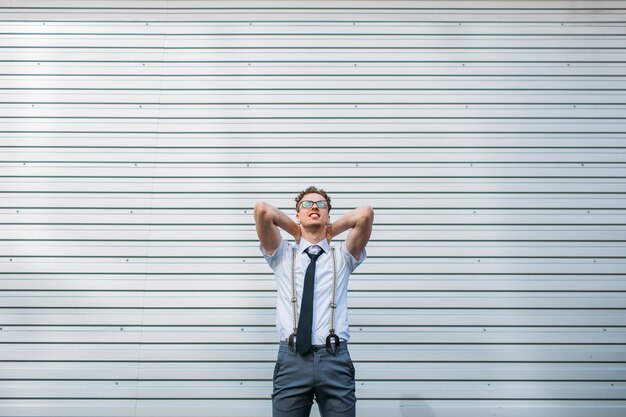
top-left (255, 201), bottom-right (300, 237)
top-left (330, 205), bottom-right (374, 259)
top-left (329, 206), bottom-right (374, 238)
top-left (271, 205), bottom-right (300, 237)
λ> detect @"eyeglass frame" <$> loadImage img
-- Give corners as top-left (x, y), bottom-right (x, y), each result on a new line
top-left (298, 200), bottom-right (329, 211)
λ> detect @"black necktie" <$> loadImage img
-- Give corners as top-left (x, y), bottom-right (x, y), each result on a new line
top-left (296, 245), bottom-right (324, 355)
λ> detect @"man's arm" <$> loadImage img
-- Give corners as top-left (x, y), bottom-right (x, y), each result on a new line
top-left (327, 205), bottom-right (374, 260)
top-left (254, 201), bottom-right (301, 256)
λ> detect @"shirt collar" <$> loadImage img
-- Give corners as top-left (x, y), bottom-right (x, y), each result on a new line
top-left (298, 237), bottom-right (331, 255)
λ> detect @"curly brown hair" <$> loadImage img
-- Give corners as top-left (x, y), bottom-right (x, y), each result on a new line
top-left (295, 186), bottom-right (332, 212)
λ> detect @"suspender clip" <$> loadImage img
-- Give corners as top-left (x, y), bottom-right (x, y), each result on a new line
top-left (325, 330), bottom-right (340, 355)
top-left (288, 333), bottom-right (296, 351)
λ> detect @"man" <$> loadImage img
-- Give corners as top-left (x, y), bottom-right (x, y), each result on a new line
top-left (254, 186), bottom-right (374, 417)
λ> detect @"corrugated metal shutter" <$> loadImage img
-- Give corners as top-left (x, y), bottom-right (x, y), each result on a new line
top-left (1, 1), bottom-right (625, 416)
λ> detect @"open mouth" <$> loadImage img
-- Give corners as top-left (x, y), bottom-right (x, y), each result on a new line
top-left (309, 213), bottom-right (320, 219)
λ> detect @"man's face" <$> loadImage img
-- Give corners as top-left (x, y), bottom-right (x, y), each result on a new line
top-left (296, 192), bottom-right (330, 228)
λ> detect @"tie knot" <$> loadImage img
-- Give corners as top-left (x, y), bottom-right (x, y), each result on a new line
top-left (306, 245), bottom-right (324, 260)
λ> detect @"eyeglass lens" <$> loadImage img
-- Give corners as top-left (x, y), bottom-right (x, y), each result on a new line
top-left (301, 200), bottom-right (327, 209)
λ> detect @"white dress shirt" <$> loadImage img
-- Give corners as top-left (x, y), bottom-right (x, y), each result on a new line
top-left (260, 237), bottom-right (366, 345)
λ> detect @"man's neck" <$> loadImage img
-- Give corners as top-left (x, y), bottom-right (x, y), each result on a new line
top-left (300, 225), bottom-right (327, 245)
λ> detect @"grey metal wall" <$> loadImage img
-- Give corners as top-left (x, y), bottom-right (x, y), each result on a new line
top-left (1, 1), bottom-right (625, 416)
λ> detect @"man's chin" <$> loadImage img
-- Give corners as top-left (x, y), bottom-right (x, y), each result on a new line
top-left (302, 221), bottom-right (326, 230)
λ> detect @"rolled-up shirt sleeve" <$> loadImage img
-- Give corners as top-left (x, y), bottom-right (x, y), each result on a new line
top-left (260, 239), bottom-right (288, 270)
top-left (340, 243), bottom-right (366, 273)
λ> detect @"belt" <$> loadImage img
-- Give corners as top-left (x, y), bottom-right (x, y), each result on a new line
top-left (279, 339), bottom-right (348, 354)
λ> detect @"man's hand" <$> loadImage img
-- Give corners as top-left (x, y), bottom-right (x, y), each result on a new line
top-left (326, 223), bottom-right (334, 243)
top-left (294, 223), bottom-right (302, 245)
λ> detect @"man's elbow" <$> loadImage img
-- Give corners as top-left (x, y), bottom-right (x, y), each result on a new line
top-left (253, 201), bottom-right (269, 221)
top-left (360, 205), bottom-right (374, 225)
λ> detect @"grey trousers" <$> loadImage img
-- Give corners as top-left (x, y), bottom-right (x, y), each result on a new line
top-left (272, 341), bottom-right (357, 417)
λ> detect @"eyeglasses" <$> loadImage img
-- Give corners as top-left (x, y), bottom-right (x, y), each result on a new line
top-left (299, 200), bottom-right (329, 210)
